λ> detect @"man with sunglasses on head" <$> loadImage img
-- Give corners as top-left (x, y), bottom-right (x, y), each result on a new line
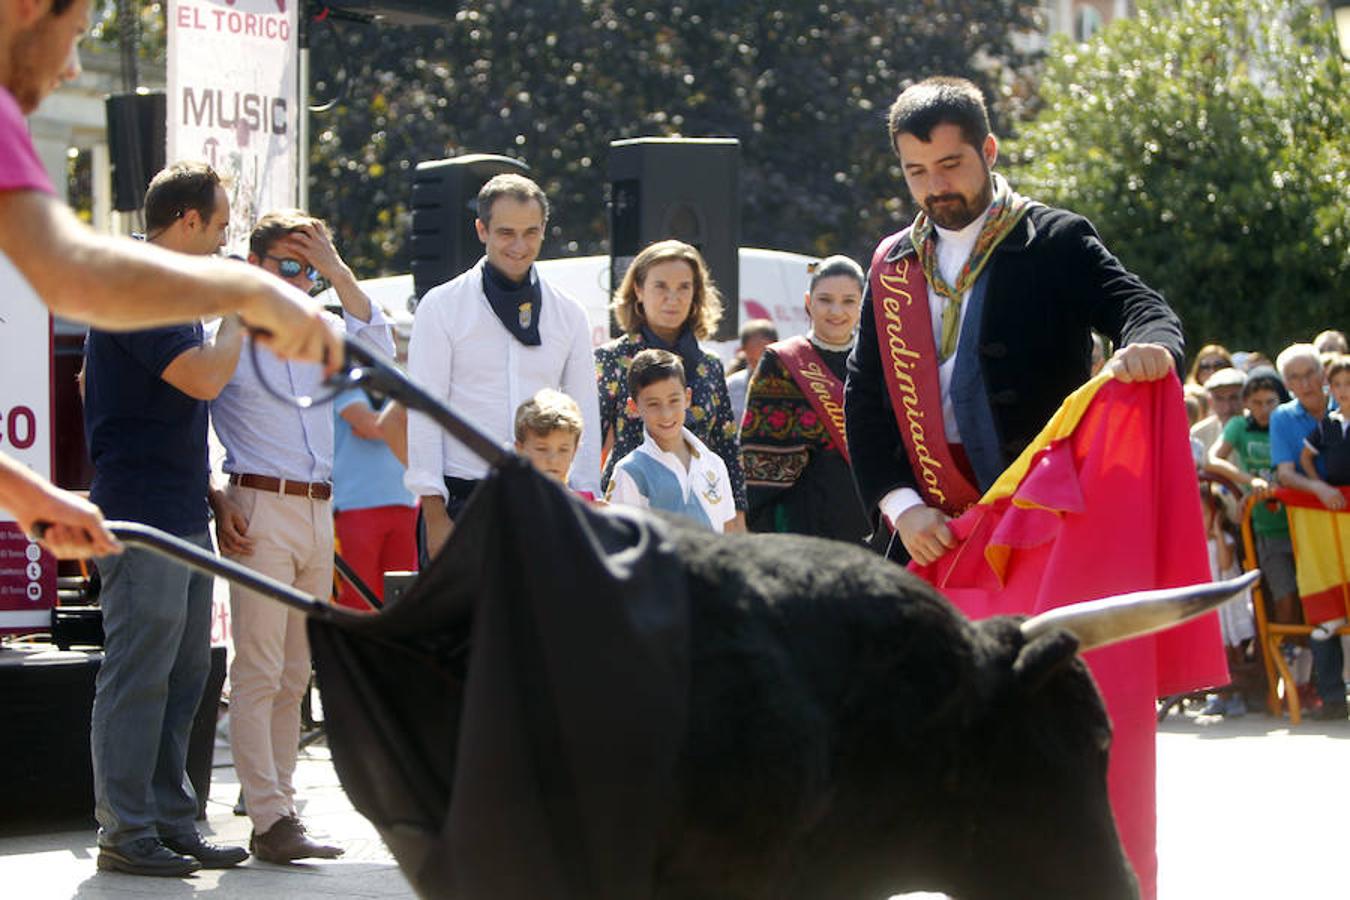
top-left (207, 209), bottom-right (391, 864)
top-left (0, 0), bottom-right (343, 560)
top-left (81, 161), bottom-right (250, 876)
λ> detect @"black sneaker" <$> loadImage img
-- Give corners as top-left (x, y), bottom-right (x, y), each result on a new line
top-left (96, 837), bottom-right (202, 877)
top-left (162, 831), bottom-right (249, 868)
top-left (1311, 702), bottom-right (1349, 722)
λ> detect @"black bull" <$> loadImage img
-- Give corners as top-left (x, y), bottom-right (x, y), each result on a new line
top-left (299, 463), bottom-right (1240, 900)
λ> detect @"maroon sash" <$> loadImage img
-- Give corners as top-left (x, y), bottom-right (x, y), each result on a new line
top-left (867, 232), bottom-right (982, 517)
top-left (773, 336), bottom-right (851, 465)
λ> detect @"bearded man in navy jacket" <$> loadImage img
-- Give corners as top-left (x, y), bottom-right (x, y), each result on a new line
top-left (845, 76), bottom-right (1185, 566)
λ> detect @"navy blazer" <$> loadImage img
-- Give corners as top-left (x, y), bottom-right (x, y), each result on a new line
top-left (844, 203), bottom-right (1185, 525)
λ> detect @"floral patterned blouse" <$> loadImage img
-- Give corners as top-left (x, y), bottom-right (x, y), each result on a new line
top-left (595, 333), bottom-right (748, 511)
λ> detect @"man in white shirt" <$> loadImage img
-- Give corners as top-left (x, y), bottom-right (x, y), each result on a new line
top-left (209, 210), bottom-right (391, 864)
top-left (405, 174), bottom-right (601, 560)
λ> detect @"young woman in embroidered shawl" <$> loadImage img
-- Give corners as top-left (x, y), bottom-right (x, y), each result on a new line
top-left (740, 256), bottom-right (870, 542)
top-left (595, 240), bottom-right (747, 530)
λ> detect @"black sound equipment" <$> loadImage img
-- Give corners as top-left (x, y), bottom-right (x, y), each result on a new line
top-left (51, 605), bottom-right (104, 651)
top-left (0, 645), bottom-right (226, 830)
top-left (312, 1), bottom-right (457, 25)
top-left (409, 154), bottom-right (532, 301)
top-left (607, 137), bottom-right (741, 341)
top-left (105, 91), bottom-right (166, 213)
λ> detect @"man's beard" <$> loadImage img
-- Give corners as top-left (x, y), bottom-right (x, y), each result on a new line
top-left (9, 22), bottom-right (56, 115)
top-left (921, 175), bottom-right (994, 231)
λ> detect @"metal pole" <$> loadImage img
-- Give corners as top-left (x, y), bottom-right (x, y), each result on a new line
top-left (298, 9), bottom-right (310, 211)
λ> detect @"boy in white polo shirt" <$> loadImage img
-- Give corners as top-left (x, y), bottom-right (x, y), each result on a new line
top-left (606, 349), bottom-right (735, 532)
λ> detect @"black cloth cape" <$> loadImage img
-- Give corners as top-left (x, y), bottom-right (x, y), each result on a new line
top-left (308, 460), bottom-right (688, 899)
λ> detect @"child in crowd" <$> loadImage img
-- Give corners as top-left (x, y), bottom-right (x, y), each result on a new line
top-left (1299, 354), bottom-right (1350, 512)
top-left (1207, 370), bottom-right (1314, 699)
top-left (1208, 371), bottom-right (1300, 626)
top-left (606, 349), bottom-right (736, 533)
top-left (1198, 483), bottom-right (1253, 716)
top-left (1297, 355), bottom-right (1350, 642)
top-left (514, 388), bottom-right (594, 500)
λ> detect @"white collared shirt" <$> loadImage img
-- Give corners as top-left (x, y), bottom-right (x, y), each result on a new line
top-left (404, 259), bottom-right (602, 499)
top-left (607, 427), bottom-right (736, 532)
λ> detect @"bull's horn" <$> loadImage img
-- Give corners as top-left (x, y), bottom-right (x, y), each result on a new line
top-left (1020, 569), bottom-right (1261, 652)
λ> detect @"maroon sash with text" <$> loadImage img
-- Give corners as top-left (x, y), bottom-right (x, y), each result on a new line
top-left (774, 336), bottom-right (851, 465)
top-left (868, 232), bottom-right (982, 517)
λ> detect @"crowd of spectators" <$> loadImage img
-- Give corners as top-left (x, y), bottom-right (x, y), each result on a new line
top-left (1186, 332), bottom-right (1350, 720)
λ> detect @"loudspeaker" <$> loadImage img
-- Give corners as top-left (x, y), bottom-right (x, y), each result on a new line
top-left (608, 138), bottom-right (740, 342)
top-left (0, 645), bottom-right (226, 830)
top-left (105, 92), bottom-right (166, 213)
top-left (315, 1), bottom-right (458, 25)
top-left (409, 154), bottom-right (531, 301)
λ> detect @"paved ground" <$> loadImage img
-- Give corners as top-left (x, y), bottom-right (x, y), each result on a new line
top-left (1, 705), bottom-right (1345, 898)
top-left (1156, 705), bottom-right (1350, 898)
top-left (0, 738), bottom-right (414, 900)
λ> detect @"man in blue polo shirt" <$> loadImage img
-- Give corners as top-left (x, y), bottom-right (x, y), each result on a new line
top-left (1271, 342), bottom-right (1344, 719)
top-left (83, 163), bottom-right (251, 876)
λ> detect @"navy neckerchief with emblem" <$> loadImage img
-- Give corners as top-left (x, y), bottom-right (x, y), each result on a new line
top-left (639, 323), bottom-right (704, 387)
top-left (482, 261), bottom-right (543, 346)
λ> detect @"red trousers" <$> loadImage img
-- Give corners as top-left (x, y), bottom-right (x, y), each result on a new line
top-left (334, 504), bottom-right (418, 612)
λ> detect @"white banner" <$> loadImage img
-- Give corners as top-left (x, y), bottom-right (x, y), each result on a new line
top-left (0, 252), bottom-right (56, 630)
top-left (168, 0), bottom-right (299, 252)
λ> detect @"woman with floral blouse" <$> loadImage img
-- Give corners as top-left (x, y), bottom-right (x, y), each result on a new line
top-left (595, 240), bottom-right (747, 530)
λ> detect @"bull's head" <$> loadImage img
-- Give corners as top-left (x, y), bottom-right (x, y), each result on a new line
top-left (660, 528), bottom-right (1257, 900)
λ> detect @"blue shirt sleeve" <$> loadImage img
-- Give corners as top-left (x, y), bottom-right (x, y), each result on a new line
top-left (109, 323), bottom-right (202, 378)
top-left (335, 387), bottom-right (373, 415)
top-left (1269, 405), bottom-right (1309, 467)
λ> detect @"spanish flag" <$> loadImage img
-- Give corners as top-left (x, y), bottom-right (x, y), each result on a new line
top-left (1277, 487), bottom-right (1350, 625)
top-left (911, 373), bottom-right (1228, 900)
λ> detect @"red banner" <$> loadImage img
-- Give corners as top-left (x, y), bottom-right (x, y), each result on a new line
top-left (867, 234), bottom-right (981, 516)
top-left (773, 336), bottom-right (850, 464)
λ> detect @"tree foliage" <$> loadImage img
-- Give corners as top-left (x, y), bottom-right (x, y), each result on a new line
top-left (89, 0), bottom-right (167, 64)
top-left (1008, 0), bottom-right (1348, 355)
top-left (307, 1), bottom-right (1043, 277)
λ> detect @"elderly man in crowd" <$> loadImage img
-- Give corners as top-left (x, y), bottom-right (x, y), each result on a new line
top-left (1271, 343), bottom-right (1345, 720)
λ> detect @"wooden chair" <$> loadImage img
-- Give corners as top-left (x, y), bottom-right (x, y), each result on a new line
top-left (1244, 487), bottom-right (1350, 724)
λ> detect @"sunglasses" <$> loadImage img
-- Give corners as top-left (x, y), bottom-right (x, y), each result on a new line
top-left (1197, 359), bottom-right (1228, 372)
top-left (266, 255), bottom-right (318, 281)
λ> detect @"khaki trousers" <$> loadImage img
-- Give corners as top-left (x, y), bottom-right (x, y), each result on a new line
top-left (224, 484), bottom-right (333, 833)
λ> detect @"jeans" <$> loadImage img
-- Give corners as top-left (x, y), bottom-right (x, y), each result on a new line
top-left (90, 531), bottom-right (215, 847)
top-left (1309, 631), bottom-right (1347, 709)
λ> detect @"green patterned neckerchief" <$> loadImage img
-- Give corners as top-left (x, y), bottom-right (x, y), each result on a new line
top-left (910, 173), bottom-right (1031, 361)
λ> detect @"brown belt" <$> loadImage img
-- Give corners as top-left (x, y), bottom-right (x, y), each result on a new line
top-left (228, 472), bottom-right (332, 500)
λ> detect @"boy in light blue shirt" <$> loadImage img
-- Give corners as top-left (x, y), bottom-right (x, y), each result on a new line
top-left (606, 349), bottom-right (735, 532)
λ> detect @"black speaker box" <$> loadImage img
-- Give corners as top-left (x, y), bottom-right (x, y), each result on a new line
top-left (315, 1), bottom-right (457, 25)
top-left (409, 154), bottom-right (531, 301)
top-left (0, 645), bottom-right (226, 832)
top-left (608, 137), bottom-right (741, 342)
top-left (105, 91), bottom-right (167, 213)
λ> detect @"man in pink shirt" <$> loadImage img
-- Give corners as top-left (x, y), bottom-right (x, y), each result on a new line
top-left (0, 0), bottom-right (341, 558)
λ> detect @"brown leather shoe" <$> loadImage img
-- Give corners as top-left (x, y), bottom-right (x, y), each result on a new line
top-left (248, 816), bottom-right (343, 863)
